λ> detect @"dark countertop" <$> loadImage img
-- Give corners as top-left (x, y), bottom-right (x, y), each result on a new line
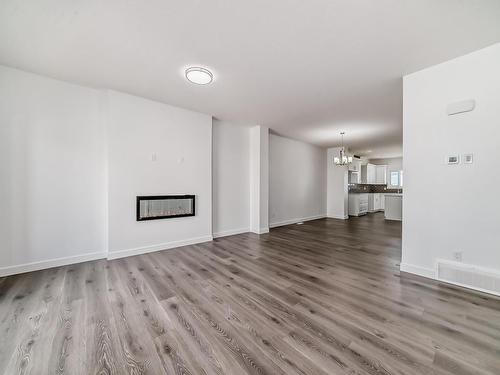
top-left (348, 183), bottom-right (402, 194)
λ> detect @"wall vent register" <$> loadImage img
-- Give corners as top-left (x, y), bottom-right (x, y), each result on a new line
top-left (437, 260), bottom-right (500, 297)
top-left (136, 195), bottom-right (195, 221)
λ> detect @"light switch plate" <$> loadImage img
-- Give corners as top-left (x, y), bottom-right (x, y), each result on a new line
top-left (452, 251), bottom-right (463, 262)
top-left (447, 155), bottom-right (460, 165)
top-left (463, 154), bottom-right (473, 164)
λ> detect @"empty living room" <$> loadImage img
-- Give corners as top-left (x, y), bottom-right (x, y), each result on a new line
top-left (1, 1), bottom-right (500, 374)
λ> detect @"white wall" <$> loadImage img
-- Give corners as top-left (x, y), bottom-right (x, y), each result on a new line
top-left (249, 126), bottom-right (269, 234)
top-left (212, 120), bottom-right (250, 237)
top-left (106, 91), bottom-right (213, 258)
top-left (0, 66), bottom-right (216, 275)
top-left (402, 43), bottom-right (500, 279)
top-left (259, 128), bottom-right (270, 232)
top-left (269, 135), bottom-right (326, 227)
top-left (327, 147), bottom-right (348, 219)
top-left (369, 157), bottom-right (403, 186)
top-left (0, 66), bottom-right (107, 275)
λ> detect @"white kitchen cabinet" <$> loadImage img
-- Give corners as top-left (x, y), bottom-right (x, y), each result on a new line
top-left (348, 171), bottom-right (360, 183)
top-left (385, 195), bottom-right (402, 221)
top-left (366, 163), bottom-right (376, 184)
top-left (348, 159), bottom-right (362, 183)
top-left (374, 193), bottom-right (382, 211)
top-left (348, 159), bottom-right (361, 172)
top-left (368, 193), bottom-right (383, 212)
top-left (375, 165), bottom-right (387, 184)
top-left (349, 194), bottom-right (368, 216)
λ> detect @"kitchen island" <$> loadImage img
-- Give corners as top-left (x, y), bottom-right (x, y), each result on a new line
top-left (384, 194), bottom-right (402, 221)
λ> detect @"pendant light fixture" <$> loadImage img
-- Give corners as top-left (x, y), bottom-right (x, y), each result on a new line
top-left (333, 132), bottom-right (353, 166)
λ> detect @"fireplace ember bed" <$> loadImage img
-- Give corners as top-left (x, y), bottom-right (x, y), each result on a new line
top-left (136, 195), bottom-right (195, 221)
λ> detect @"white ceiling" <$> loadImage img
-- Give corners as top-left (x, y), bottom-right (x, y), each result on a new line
top-left (1, 1), bottom-right (500, 158)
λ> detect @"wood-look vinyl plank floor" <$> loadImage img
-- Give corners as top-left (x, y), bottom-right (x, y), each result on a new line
top-left (1, 213), bottom-right (499, 374)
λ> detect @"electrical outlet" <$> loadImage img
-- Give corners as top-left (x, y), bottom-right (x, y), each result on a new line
top-left (452, 251), bottom-right (463, 262)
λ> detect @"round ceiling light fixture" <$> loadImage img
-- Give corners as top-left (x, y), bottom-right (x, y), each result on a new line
top-left (185, 67), bottom-right (213, 85)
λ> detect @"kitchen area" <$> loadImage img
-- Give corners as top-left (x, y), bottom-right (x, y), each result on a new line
top-left (347, 157), bottom-right (403, 221)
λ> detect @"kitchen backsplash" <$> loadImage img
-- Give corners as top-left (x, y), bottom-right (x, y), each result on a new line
top-left (348, 183), bottom-right (402, 194)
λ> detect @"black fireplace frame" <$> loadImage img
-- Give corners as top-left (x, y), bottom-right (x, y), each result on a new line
top-left (136, 195), bottom-right (196, 221)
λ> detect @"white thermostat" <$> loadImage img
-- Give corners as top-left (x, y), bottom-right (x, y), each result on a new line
top-left (447, 155), bottom-right (460, 164)
top-left (446, 99), bottom-right (475, 116)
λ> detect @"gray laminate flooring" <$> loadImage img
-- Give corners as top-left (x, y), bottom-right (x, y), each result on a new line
top-left (1, 213), bottom-right (499, 374)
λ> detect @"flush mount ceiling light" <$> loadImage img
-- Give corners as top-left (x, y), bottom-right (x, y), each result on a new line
top-left (185, 67), bottom-right (213, 85)
top-left (334, 132), bottom-right (353, 166)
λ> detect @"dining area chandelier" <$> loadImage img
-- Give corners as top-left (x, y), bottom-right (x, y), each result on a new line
top-left (333, 132), bottom-right (353, 166)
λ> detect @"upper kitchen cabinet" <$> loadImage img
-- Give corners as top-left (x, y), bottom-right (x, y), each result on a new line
top-left (348, 158), bottom-right (361, 172)
top-left (366, 163), bottom-right (376, 184)
top-left (376, 165), bottom-right (387, 184)
top-left (348, 158), bottom-right (362, 183)
top-left (362, 163), bottom-right (388, 184)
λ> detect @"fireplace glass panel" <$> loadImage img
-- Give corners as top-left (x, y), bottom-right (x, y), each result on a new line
top-left (136, 195), bottom-right (195, 221)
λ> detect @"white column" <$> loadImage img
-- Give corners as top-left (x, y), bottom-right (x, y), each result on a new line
top-left (249, 126), bottom-right (269, 234)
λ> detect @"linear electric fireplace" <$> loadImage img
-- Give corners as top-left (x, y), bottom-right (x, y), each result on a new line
top-left (136, 195), bottom-right (195, 221)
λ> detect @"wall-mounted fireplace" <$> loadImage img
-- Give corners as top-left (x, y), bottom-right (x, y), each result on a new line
top-left (136, 195), bottom-right (195, 221)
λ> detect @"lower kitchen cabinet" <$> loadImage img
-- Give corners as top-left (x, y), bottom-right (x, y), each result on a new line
top-left (348, 194), bottom-right (368, 216)
top-left (368, 193), bottom-right (383, 212)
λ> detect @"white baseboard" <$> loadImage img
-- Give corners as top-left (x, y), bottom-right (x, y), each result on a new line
top-left (213, 227), bottom-right (250, 238)
top-left (1, 235), bottom-right (215, 277)
top-left (400, 262), bottom-right (435, 279)
top-left (250, 227), bottom-right (269, 234)
top-left (269, 214), bottom-right (326, 228)
top-left (107, 235), bottom-right (213, 260)
top-left (327, 214), bottom-right (349, 220)
top-left (0, 251), bottom-right (106, 277)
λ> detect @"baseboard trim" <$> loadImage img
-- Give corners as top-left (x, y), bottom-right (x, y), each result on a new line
top-left (107, 235), bottom-right (213, 260)
top-left (269, 214), bottom-right (326, 228)
top-left (400, 262), bottom-right (435, 279)
top-left (250, 228), bottom-right (269, 234)
top-left (327, 214), bottom-right (349, 220)
top-left (0, 251), bottom-right (106, 277)
top-left (213, 228), bottom-right (250, 238)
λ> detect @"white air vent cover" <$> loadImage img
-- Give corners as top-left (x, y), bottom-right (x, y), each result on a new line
top-left (436, 260), bottom-right (500, 296)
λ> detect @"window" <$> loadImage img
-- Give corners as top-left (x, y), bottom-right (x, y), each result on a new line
top-left (390, 171), bottom-right (403, 187)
